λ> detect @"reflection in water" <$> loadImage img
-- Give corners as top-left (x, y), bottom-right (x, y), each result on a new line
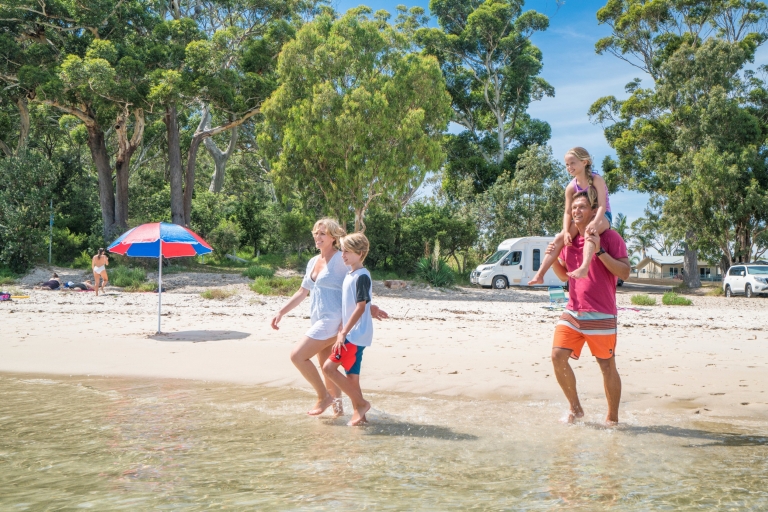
top-left (1, 374), bottom-right (767, 510)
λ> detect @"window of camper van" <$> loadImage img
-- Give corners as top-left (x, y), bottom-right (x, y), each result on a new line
top-left (504, 251), bottom-right (521, 265)
top-left (484, 250), bottom-right (507, 265)
top-left (532, 249), bottom-right (541, 271)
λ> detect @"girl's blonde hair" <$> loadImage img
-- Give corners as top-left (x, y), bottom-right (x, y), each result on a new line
top-left (340, 232), bottom-right (370, 262)
top-left (312, 218), bottom-right (346, 249)
top-left (565, 146), bottom-right (598, 207)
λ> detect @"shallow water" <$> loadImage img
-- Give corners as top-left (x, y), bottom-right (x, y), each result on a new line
top-left (1, 374), bottom-right (767, 510)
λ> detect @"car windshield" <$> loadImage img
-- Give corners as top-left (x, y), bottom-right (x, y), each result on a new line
top-left (747, 266), bottom-right (768, 275)
top-left (484, 250), bottom-right (507, 265)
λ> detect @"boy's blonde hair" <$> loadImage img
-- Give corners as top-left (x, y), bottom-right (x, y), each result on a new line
top-left (312, 218), bottom-right (346, 249)
top-left (340, 232), bottom-right (369, 262)
top-left (565, 146), bottom-right (598, 208)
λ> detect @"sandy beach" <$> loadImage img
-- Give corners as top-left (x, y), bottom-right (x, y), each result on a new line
top-left (2, 267), bottom-right (767, 423)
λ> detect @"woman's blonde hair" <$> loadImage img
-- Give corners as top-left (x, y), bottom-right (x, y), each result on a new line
top-left (312, 218), bottom-right (346, 249)
top-left (340, 232), bottom-right (370, 262)
top-left (565, 146), bottom-right (598, 207)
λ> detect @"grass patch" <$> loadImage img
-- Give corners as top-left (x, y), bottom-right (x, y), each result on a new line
top-left (706, 287), bottom-right (725, 296)
top-left (0, 276), bottom-right (15, 286)
top-left (370, 269), bottom-right (404, 281)
top-left (110, 266), bottom-right (157, 292)
top-left (243, 265), bottom-right (275, 279)
top-left (249, 276), bottom-right (303, 296)
top-left (630, 294), bottom-right (656, 306)
top-left (201, 288), bottom-right (237, 300)
top-left (662, 291), bottom-right (693, 306)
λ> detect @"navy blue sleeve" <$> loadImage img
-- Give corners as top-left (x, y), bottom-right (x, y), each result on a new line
top-left (355, 274), bottom-right (372, 303)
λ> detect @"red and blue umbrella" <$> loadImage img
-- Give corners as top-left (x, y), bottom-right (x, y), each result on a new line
top-left (108, 222), bottom-right (212, 257)
top-left (108, 222), bottom-right (213, 333)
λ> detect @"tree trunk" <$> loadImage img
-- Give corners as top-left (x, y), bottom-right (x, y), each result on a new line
top-left (114, 109), bottom-right (145, 232)
top-left (184, 133), bottom-right (204, 226)
top-left (682, 229), bottom-right (700, 288)
top-left (86, 125), bottom-right (117, 238)
top-left (165, 104), bottom-right (186, 225)
top-left (354, 208), bottom-right (365, 233)
top-left (16, 97), bottom-right (30, 154)
top-left (206, 122), bottom-right (238, 193)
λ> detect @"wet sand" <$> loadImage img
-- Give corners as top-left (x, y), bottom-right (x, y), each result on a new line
top-left (2, 268), bottom-right (767, 422)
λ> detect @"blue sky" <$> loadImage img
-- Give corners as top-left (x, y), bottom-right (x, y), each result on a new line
top-left (330, 0), bottom-right (766, 228)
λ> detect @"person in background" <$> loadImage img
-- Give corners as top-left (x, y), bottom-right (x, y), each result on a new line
top-left (92, 248), bottom-right (109, 296)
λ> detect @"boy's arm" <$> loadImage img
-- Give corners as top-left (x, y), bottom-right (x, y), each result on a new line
top-left (334, 302), bottom-right (366, 351)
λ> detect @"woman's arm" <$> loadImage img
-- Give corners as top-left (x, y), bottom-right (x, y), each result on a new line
top-left (270, 287), bottom-right (310, 330)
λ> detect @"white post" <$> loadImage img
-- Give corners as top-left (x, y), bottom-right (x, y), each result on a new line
top-left (158, 239), bottom-right (163, 334)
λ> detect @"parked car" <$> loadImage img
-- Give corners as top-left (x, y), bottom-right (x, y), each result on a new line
top-left (723, 264), bottom-right (768, 297)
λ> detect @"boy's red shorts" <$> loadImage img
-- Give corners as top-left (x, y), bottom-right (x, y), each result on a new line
top-left (329, 340), bottom-right (365, 375)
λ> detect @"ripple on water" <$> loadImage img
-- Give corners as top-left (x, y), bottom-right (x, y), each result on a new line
top-left (0, 374), bottom-right (766, 510)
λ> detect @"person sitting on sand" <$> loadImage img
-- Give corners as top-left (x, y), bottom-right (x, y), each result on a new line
top-left (270, 218), bottom-right (388, 417)
top-left (322, 233), bottom-right (375, 426)
top-left (548, 191), bottom-right (630, 425)
top-left (36, 273), bottom-right (62, 290)
top-left (63, 280), bottom-right (95, 291)
top-left (92, 248), bottom-right (109, 296)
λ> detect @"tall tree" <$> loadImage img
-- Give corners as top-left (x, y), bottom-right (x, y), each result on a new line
top-left (590, 0), bottom-right (768, 287)
top-left (259, 7), bottom-right (452, 231)
top-left (416, 0), bottom-right (554, 197)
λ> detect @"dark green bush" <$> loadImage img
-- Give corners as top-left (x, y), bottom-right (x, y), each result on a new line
top-left (243, 265), bottom-right (275, 278)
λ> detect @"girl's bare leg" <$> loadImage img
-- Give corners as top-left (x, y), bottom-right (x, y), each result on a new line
top-left (528, 232), bottom-right (565, 285)
top-left (289, 335), bottom-right (338, 415)
top-left (568, 216), bottom-right (611, 279)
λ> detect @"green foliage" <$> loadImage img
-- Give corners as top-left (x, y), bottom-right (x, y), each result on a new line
top-left (73, 250), bottom-right (93, 269)
top-left (260, 8), bottom-right (452, 229)
top-left (208, 220), bottom-right (242, 256)
top-left (51, 227), bottom-right (88, 265)
top-left (110, 266), bottom-right (150, 289)
top-left (0, 152), bottom-right (59, 272)
top-left (249, 276), bottom-right (303, 296)
top-left (201, 288), bottom-right (237, 300)
top-left (706, 287), bottom-right (725, 296)
top-left (630, 294), bottom-right (656, 306)
top-left (662, 292), bottom-right (693, 306)
top-left (191, 191), bottom-right (233, 240)
top-left (279, 209), bottom-right (314, 255)
top-left (243, 265), bottom-right (275, 279)
top-left (0, 268), bottom-right (16, 286)
top-left (415, 240), bottom-right (455, 287)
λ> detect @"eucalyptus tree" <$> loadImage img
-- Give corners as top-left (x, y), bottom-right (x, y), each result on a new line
top-left (0, 0), bottom-right (157, 237)
top-left (589, 0), bottom-right (768, 287)
top-left (416, 0), bottom-right (554, 196)
top-left (259, 7), bottom-right (452, 232)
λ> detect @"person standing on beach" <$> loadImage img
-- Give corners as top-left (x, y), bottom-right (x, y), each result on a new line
top-left (323, 233), bottom-right (374, 426)
top-left (270, 218), bottom-right (388, 417)
top-left (549, 191), bottom-right (630, 424)
top-left (92, 249), bottom-right (109, 296)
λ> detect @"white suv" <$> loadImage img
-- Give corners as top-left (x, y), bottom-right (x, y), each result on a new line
top-left (723, 264), bottom-right (768, 298)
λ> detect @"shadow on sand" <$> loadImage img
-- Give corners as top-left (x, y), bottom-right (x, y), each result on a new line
top-left (323, 417), bottom-right (477, 441)
top-left (583, 422), bottom-right (768, 447)
top-left (149, 330), bottom-right (251, 342)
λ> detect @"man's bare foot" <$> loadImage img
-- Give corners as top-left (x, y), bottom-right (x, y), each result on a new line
top-left (567, 266), bottom-right (590, 279)
top-left (559, 407), bottom-right (584, 424)
top-left (604, 414), bottom-right (618, 426)
top-left (332, 398), bottom-right (344, 417)
top-left (347, 401), bottom-right (371, 426)
top-left (527, 274), bottom-right (544, 285)
top-left (307, 394), bottom-right (334, 416)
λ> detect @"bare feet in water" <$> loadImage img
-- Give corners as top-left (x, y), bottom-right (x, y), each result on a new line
top-left (560, 407), bottom-right (584, 424)
top-left (307, 394), bottom-right (335, 416)
top-left (332, 398), bottom-right (344, 417)
top-left (604, 414), bottom-right (618, 426)
top-left (566, 266), bottom-right (590, 279)
top-left (348, 401), bottom-right (371, 426)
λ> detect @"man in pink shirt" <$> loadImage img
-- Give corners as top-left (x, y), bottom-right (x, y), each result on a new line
top-left (550, 191), bottom-right (631, 424)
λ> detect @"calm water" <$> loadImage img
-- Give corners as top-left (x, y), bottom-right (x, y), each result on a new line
top-left (1, 374), bottom-right (767, 510)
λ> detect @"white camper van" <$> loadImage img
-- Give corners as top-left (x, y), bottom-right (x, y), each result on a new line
top-left (470, 237), bottom-right (566, 289)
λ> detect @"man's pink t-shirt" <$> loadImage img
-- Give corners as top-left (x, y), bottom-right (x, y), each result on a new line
top-left (559, 229), bottom-right (628, 315)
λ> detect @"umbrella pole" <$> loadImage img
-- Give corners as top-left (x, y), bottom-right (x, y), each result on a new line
top-left (158, 239), bottom-right (163, 334)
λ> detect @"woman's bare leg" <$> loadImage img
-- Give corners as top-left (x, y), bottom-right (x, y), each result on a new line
top-left (316, 344), bottom-right (343, 415)
top-left (290, 335), bottom-right (338, 415)
top-left (93, 273), bottom-right (101, 296)
top-left (528, 232), bottom-right (566, 285)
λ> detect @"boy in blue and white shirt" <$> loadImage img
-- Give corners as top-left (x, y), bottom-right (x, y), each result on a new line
top-left (322, 232), bottom-right (373, 426)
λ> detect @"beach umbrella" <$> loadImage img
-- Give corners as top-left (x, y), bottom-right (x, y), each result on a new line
top-left (107, 222), bottom-right (213, 333)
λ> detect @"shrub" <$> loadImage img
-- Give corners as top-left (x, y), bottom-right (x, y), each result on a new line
top-left (201, 288), bottom-right (237, 300)
top-left (249, 276), bottom-right (303, 296)
top-left (243, 265), bottom-right (275, 279)
top-left (124, 282), bottom-right (158, 292)
top-left (0, 268), bottom-right (15, 286)
top-left (630, 294), bottom-right (656, 306)
top-left (208, 220), bottom-right (242, 256)
top-left (51, 227), bottom-right (88, 265)
top-left (110, 266), bottom-right (149, 288)
top-left (73, 250), bottom-right (92, 269)
top-left (662, 291), bottom-right (692, 306)
top-left (706, 287), bottom-right (725, 296)
top-left (285, 252), bottom-right (310, 270)
top-left (415, 240), bottom-right (455, 287)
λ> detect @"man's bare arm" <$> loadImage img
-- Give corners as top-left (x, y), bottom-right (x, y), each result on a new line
top-left (586, 233), bottom-right (631, 280)
top-left (551, 256), bottom-right (569, 282)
